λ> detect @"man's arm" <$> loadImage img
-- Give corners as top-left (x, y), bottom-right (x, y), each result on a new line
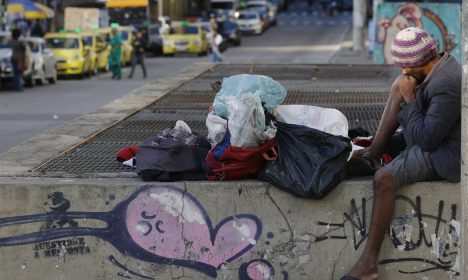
top-left (398, 86), bottom-right (460, 151)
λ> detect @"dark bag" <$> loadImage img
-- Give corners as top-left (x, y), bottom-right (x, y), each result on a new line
top-left (203, 129), bottom-right (277, 181)
top-left (258, 121), bottom-right (351, 198)
top-left (136, 131), bottom-right (211, 181)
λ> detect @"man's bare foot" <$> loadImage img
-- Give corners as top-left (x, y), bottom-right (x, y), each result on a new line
top-left (342, 258), bottom-right (378, 280)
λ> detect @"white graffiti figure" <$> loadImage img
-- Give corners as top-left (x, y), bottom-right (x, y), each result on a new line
top-left (378, 3), bottom-right (423, 63)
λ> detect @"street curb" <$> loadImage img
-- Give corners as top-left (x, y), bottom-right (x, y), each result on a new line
top-left (0, 62), bottom-right (216, 177)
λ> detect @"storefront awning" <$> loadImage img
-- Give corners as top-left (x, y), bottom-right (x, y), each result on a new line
top-left (106, 0), bottom-right (149, 8)
top-left (7, 0), bottom-right (55, 19)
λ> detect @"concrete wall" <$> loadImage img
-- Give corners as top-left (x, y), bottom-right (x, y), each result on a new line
top-left (0, 178), bottom-right (460, 280)
top-left (373, 2), bottom-right (462, 64)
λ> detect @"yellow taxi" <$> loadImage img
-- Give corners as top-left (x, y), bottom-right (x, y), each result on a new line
top-left (118, 26), bottom-right (135, 66)
top-left (80, 31), bottom-right (99, 75)
top-left (83, 29), bottom-right (111, 72)
top-left (45, 32), bottom-right (92, 78)
top-left (162, 22), bottom-right (207, 56)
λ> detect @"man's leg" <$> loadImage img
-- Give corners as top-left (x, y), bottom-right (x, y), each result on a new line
top-left (344, 146), bottom-right (439, 279)
top-left (11, 61), bottom-right (23, 92)
top-left (116, 62), bottom-right (122, 80)
top-left (140, 56), bottom-right (147, 78)
top-left (128, 56), bottom-right (136, 78)
top-left (344, 168), bottom-right (395, 280)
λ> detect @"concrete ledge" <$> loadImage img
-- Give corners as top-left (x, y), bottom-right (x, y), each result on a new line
top-left (0, 63), bottom-right (215, 177)
top-left (0, 178), bottom-right (460, 279)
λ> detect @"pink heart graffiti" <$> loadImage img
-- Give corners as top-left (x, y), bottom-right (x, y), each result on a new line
top-left (125, 185), bottom-right (262, 276)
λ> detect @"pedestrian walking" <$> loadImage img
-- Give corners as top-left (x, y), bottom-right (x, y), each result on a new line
top-left (108, 24), bottom-right (122, 80)
top-left (8, 28), bottom-right (26, 92)
top-left (210, 28), bottom-right (223, 63)
top-left (128, 31), bottom-right (147, 79)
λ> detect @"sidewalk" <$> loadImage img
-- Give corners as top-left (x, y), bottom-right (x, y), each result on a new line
top-left (331, 26), bottom-right (373, 64)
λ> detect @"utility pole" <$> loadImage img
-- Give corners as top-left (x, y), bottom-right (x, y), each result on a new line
top-left (158, 0), bottom-right (163, 18)
top-left (461, 0), bottom-right (467, 278)
top-left (352, 0), bottom-right (366, 52)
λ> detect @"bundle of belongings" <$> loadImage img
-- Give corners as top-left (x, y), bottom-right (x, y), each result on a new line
top-left (117, 74), bottom-right (359, 199)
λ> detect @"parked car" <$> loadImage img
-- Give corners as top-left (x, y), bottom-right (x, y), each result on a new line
top-left (23, 37), bottom-right (57, 85)
top-left (45, 32), bottom-right (92, 78)
top-left (0, 31), bottom-right (36, 88)
top-left (235, 10), bottom-right (264, 35)
top-left (145, 24), bottom-right (163, 56)
top-left (219, 20), bottom-right (241, 46)
top-left (162, 23), bottom-right (208, 56)
top-left (246, 0), bottom-right (276, 26)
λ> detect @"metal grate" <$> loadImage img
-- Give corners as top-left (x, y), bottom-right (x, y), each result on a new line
top-left (35, 64), bottom-right (396, 176)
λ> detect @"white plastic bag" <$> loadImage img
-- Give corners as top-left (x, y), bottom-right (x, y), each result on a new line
top-left (206, 112), bottom-right (227, 147)
top-left (225, 93), bottom-right (276, 148)
top-left (274, 105), bottom-right (349, 137)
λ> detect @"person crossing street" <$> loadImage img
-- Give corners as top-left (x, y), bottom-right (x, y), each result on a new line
top-left (128, 31), bottom-right (147, 79)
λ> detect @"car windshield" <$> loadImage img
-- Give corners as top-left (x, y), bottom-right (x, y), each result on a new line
top-left (0, 36), bottom-right (9, 48)
top-left (239, 13), bottom-right (257, 19)
top-left (172, 26), bottom-right (199, 35)
top-left (46, 38), bottom-right (79, 49)
top-left (83, 36), bottom-right (93, 46)
top-left (121, 31), bottom-right (129, 40)
top-left (26, 41), bottom-right (39, 52)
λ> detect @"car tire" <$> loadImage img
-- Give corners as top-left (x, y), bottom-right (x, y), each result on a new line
top-left (234, 39), bottom-right (241, 46)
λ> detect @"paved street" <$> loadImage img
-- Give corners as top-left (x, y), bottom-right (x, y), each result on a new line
top-left (0, 4), bottom-right (351, 155)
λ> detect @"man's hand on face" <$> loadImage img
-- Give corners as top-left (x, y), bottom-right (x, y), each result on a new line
top-left (399, 74), bottom-right (417, 103)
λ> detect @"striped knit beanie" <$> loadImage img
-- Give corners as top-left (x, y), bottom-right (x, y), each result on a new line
top-left (391, 27), bottom-right (438, 68)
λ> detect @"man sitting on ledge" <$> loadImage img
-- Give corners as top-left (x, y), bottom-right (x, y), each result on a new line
top-left (342, 27), bottom-right (462, 280)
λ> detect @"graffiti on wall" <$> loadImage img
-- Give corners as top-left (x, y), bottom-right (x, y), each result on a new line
top-left (315, 195), bottom-right (460, 276)
top-left (0, 185), bottom-right (267, 279)
top-left (33, 192), bottom-right (91, 259)
top-left (374, 2), bottom-right (461, 64)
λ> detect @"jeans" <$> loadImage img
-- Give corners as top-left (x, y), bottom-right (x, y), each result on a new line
top-left (211, 51), bottom-right (223, 63)
top-left (11, 60), bottom-right (22, 91)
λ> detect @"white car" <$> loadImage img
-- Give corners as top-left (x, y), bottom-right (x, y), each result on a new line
top-left (23, 37), bottom-right (57, 85)
top-left (235, 10), bottom-right (263, 35)
top-left (246, 0), bottom-right (277, 26)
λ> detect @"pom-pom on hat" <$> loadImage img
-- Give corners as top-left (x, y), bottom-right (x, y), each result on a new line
top-left (391, 27), bottom-right (438, 68)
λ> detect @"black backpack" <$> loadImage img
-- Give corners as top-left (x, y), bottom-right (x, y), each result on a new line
top-left (136, 131), bottom-right (211, 181)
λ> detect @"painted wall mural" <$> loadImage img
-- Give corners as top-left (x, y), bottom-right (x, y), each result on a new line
top-left (0, 185), bottom-right (271, 279)
top-left (0, 185), bottom-right (460, 279)
top-left (374, 2), bottom-right (461, 64)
